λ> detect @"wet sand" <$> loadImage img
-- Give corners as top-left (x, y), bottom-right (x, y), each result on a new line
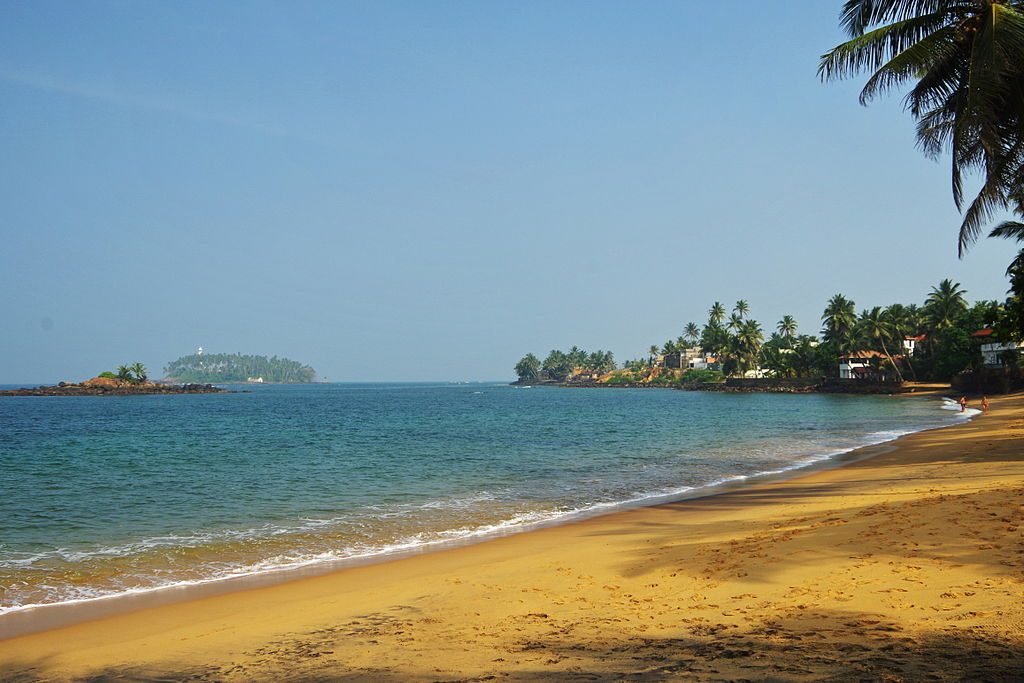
top-left (1, 395), bottom-right (1021, 681)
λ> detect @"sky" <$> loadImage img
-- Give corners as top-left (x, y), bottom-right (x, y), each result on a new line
top-left (0, 1), bottom-right (1019, 383)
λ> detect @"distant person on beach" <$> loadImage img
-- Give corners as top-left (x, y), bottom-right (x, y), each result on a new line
top-left (982, 396), bottom-right (990, 412)
top-left (959, 396), bottom-right (967, 412)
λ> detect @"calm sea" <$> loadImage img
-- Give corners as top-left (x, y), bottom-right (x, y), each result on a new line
top-left (0, 383), bottom-right (974, 614)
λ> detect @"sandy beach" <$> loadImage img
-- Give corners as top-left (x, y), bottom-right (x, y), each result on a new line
top-left (1, 394), bottom-right (1021, 682)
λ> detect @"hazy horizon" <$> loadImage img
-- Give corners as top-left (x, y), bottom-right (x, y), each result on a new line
top-left (2, 1), bottom-right (1019, 384)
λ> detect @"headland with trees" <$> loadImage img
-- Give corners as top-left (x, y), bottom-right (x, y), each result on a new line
top-left (514, 277), bottom-right (1022, 393)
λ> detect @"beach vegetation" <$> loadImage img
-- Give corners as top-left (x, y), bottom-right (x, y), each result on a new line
top-left (681, 368), bottom-right (724, 384)
top-left (514, 353), bottom-right (542, 383)
top-left (110, 363), bottom-right (149, 384)
top-left (523, 348), bottom-right (616, 382)
top-left (777, 315), bottom-right (798, 345)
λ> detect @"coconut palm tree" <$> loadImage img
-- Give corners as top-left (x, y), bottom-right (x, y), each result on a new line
top-left (116, 365), bottom-right (133, 383)
top-left (777, 315), bottom-right (798, 344)
top-left (737, 319), bottom-right (764, 376)
top-left (709, 302), bottom-right (726, 326)
top-left (925, 278), bottom-right (968, 330)
top-left (734, 300), bottom-right (750, 319)
top-left (859, 307), bottom-right (904, 382)
top-left (129, 362), bottom-right (148, 384)
top-left (904, 303), bottom-right (926, 335)
top-left (515, 354), bottom-right (541, 382)
top-left (790, 336), bottom-right (820, 378)
top-left (648, 344), bottom-right (660, 366)
top-left (727, 313), bottom-right (744, 333)
top-left (822, 294), bottom-right (858, 355)
top-left (820, 0), bottom-right (1024, 255)
top-left (884, 304), bottom-right (919, 380)
top-left (684, 322), bottom-right (701, 345)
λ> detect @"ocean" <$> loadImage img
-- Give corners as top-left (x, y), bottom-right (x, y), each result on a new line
top-left (0, 383), bottom-right (976, 615)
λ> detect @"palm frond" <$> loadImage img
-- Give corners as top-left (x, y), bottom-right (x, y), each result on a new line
top-left (820, 12), bottom-right (956, 83)
top-left (839, 0), bottom-right (973, 38)
top-left (989, 220), bottom-right (1024, 241)
top-left (958, 178), bottom-right (1008, 255)
top-left (858, 25), bottom-right (959, 103)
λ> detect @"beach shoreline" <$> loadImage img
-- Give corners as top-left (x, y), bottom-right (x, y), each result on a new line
top-left (0, 393), bottom-right (974, 638)
top-left (1, 394), bottom-right (1021, 680)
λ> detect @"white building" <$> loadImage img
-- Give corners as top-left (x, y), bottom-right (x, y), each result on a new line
top-left (972, 328), bottom-right (1024, 367)
top-left (838, 351), bottom-right (887, 379)
top-left (980, 342), bottom-right (1023, 366)
top-left (902, 335), bottom-right (925, 355)
top-left (688, 354), bottom-right (718, 370)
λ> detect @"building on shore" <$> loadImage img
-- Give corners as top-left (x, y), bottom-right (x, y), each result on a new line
top-left (972, 328), bottom-right (1024, 367)
top-left (838, 351), bottom-right (895, 381)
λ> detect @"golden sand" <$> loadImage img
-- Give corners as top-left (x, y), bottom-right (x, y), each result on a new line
top-left (1, 395), bottom-right (1022, 681)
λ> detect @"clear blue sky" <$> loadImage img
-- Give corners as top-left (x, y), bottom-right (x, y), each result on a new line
top-left (0, 1), bottom-right (1018, 383)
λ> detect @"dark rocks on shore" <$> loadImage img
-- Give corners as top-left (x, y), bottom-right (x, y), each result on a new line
top-left (526, 377), bottom-right (911, 395)
top-left (0, 382), bottom-right (230, 397)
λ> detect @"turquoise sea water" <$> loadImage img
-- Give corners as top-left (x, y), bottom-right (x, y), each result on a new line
top-left (0, 383), bottom-right (974, 614)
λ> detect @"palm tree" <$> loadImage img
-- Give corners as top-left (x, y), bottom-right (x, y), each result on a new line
top-left (859, 307), bottom-right (904, 382)
top-left (734, 300), bottom-right (749, 319)
top-left (761, 344), bottom-right (793, 378)
top-left (884, 304), bottom-right (919, 380)
top-left (130, 362), bottom-right (148, 384)
top-left (904, 303), bottom-right (926, 335)
top-left (791, 336), bottom-right (820, 378)
top-left (727, 313), bottom-right (744, 332)
top-left (684, 322), bottom-right (700, 345)
top-left (116, 365), bottom-right (133, 383)
top-left (822, 294), bottom-right (858, 355)
top-left (737, 319), bottom-right (764, 376)
top-left (820, 0), bottom-right (1024, 254)
top-left (649, 344), bottom-right (660, 366)
top-left (515, 354), bottom-right (541, 382)
top-left (925, 278), bottom-right (968, 331)
top-left (777, 315), bottom-right (798, 344)
top-left (709, 302), bottom-right (726, 326)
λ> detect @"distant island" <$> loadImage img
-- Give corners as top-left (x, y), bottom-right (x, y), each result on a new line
top-left (163, 352), bottom-right (316, 384)
top-left (0, 362), bottom-right (228, 396)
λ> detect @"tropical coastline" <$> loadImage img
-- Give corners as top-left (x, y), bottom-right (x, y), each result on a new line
top-left (4, 1), bottom-right (1024, 681)
top-left (0, 393), bottom-right (1020, 680)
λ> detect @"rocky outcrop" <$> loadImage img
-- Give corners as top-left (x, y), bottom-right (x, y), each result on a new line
top-left (540, 377), bottom-right (912, 394)
top-left (0, 380), bottom-right (229, 396)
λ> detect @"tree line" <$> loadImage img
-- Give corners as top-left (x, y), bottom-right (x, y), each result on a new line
top-left (515, 276), bottom-right (1020, 384)
top-left (98, 362), bottom-right (149, 384)
top-left (515, 347), bottom-right (615, 383)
